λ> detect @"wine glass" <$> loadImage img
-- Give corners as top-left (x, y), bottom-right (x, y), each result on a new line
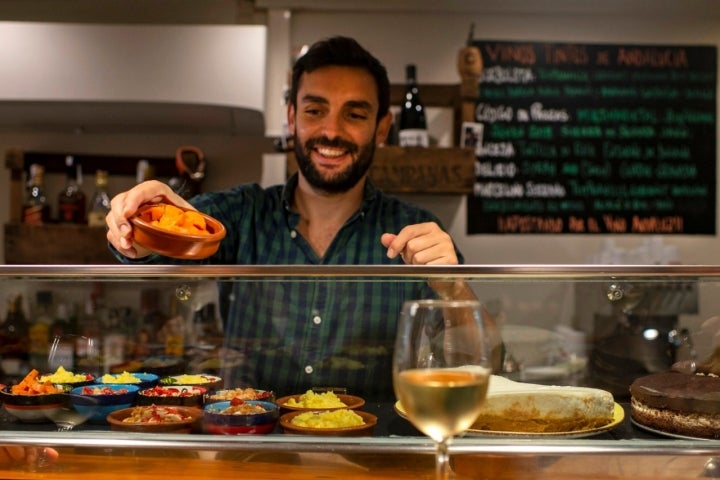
top-left (393, 299), bottom-right (491, 480)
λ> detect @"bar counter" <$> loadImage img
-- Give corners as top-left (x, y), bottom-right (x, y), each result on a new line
top-left (0, 265), bottom-right (719, 479)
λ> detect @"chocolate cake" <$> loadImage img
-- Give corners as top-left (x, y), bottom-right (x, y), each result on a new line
top-left (630, 371), bottom-right (720, 439)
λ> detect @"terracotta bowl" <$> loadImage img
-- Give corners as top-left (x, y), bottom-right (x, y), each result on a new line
top-left (276, 393), bottom-right (365, 413)
top-left (130, 203), bottom-right (226, 260)
top-left (279, 409), bottom-right (377, 437)
top-left (106, 405), bottom-right (202, 433)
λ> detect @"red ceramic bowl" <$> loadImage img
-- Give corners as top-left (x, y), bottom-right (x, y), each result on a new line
top-left (130, 203), bottom-right (226, 260)
top-left (204, 400), bottom-right (279, 435)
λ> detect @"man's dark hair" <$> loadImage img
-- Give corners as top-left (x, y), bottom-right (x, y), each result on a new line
top-left (289, 36), bottom-right (390, 123)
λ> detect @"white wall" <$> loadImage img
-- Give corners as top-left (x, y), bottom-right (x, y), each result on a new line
top-left (0, 23), bottom-right (271, 263)
top-left (276, 7), bottom-right (720, 266)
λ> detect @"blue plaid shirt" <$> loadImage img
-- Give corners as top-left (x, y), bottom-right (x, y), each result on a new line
top-left (116, 175), bottom-right (463, 399)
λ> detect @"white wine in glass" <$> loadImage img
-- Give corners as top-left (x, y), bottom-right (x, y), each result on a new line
top-left (393, 299), bottom-right (491, 480)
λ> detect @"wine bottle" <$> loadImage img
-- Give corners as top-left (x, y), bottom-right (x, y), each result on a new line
top-left (398, 64), bottom-right (429, 147)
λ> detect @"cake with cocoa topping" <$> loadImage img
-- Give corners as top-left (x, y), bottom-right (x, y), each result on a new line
top-left (629, 348), bottom-right (720, 439)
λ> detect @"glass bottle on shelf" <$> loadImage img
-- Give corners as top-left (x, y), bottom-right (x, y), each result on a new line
top-left (58, 155), bottom-right (87, 224)
top-left (28, 290), bottom-right (53, 371)
top-left (398, 64), bottom-right (429, 147)
top-left (0, 294), bottom-right (30, 377)
top-left (87, 169), bottom-right (111, 227)
top-left (22, 163), bottom-right (51, 225)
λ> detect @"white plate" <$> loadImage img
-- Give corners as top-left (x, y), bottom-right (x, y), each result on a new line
top-left (395, 402), bottom-right (625, 439)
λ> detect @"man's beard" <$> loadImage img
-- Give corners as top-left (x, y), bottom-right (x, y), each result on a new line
top-left (294, 135), bottom-right (375, 194)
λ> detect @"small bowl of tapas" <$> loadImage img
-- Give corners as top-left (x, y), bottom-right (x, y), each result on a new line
top-left (1, 370), bottom-right (70, 423)
top-left (137, 385), bottom-right (207, 408)
top-left (159, 374), bottom-right (223, 392)
top-left (69, 384), bottom-right (140, 424)
top-left (205, 387), bottom-right (274, 405)
top-left (107, 405), bottom-right (203, 433)
top-left (97, 371), bottom-right (159, 390)
top-left (279, 409), bottom-right (377, 437)
top-left (130, 202), bottom-right (226, 260)
top-left (38, 366), bottom-right (95, 389)
top-left (276, 390), bottom-right (364, 413)
top-left (203, 399), bottom-right (279, 435)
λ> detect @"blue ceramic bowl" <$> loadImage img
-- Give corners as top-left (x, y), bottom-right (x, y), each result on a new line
top-left (70, 384), bottom-right (140, 424)
top-left (203, 400), bottom-right (279, 435)
top-left (96, 372), bottom-right (159, 390)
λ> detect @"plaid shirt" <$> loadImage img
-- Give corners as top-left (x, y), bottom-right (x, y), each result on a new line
top-left (118, 175), bottom-right (463, 399)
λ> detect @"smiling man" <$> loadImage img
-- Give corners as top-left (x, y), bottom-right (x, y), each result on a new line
top-left (106, 36), bottom-right (499, 398)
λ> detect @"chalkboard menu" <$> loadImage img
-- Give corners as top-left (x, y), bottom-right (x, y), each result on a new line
top-left (466, 40), bottom-right (717, 234)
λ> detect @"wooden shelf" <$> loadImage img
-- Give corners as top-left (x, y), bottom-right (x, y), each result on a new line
top-left (4, 223), bottom-right (116, 264)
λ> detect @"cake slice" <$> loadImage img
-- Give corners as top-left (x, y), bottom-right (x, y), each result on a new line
top-left (472, 375), bottom-right (616, 433)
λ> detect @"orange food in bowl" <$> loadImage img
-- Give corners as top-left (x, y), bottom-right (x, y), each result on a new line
top-left (137, 203), bottom-right (210, 236)
top-left (11, 369), bottom-right (65, 395)
top-left (131, 203), bottom-right (226, 259)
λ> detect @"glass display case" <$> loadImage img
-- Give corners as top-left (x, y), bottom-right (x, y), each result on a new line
top-left (0, 264), bottom-right (719, 479)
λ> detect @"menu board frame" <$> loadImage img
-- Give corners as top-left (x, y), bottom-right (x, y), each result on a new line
top-left (467, 40), bottom-right (717, 235)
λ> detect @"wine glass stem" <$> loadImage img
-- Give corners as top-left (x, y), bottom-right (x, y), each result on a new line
top-left (435, 439), bottom-right (451, 480)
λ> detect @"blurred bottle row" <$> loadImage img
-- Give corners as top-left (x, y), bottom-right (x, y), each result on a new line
top-left (22, 156), bottom-right (111, 227)
top-left (0, 287), bottom-right (222, 383)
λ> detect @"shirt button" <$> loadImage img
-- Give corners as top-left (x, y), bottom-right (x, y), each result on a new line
top-left (304, 365), bottom-right (313, 374)
top-left (290, 230), bottom-right (297, 238)
top-left (312, 315), bottom-right (322, 325)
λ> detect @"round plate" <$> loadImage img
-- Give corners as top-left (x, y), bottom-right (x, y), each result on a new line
top-left (630, 417), bottom-right (715, 441)
top-left (395, 401), bottom-right (625, 439)
top-left (276, 393), bottom-right (365, 412)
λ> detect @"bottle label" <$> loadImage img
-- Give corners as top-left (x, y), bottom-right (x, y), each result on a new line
top-left (87, 211), bottom-right (107, 227)
top-left (59, 201), bottom-right (84, 223)
top-left (22, 205), bottom-right (44, 225)
top-left (399, 129), bottom-right (430, 147)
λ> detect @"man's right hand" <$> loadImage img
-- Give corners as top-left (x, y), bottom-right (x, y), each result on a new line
top-left (105, 180), bottom-right (193, 259)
